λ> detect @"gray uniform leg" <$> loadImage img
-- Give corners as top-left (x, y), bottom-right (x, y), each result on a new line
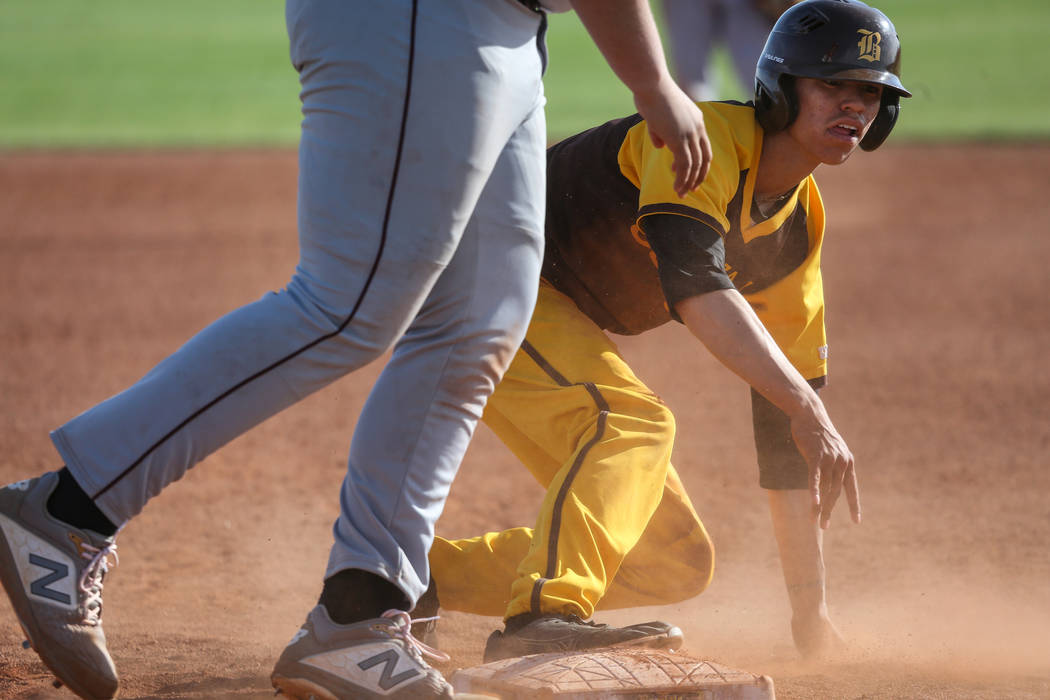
top-left (725, 0), bottom-right (777, 93)
top-left (661, 0), bottom-right (719, 101)
top-left (52, 0), bottom-right (546, 604)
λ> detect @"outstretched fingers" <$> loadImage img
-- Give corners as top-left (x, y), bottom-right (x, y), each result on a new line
top-left (808, 461), bottom-right (822, 518)
top-left (792, 407), bottom-right (858, 529)
top-left (845, 461), bottom-right (862, 524)
top-left (819, 456), bottom-right (842, 529)
top-left (818, 451), bottom-right (857, 529)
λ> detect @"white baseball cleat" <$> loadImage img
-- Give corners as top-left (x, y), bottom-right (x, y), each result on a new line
top-left (0, 472), bottom-right (120, 699)
top-left (272, 605), bottom-right (454, 699)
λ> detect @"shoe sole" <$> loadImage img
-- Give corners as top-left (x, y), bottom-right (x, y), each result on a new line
top-left (272, 675), bottom-right (340, 700)
top-left (275, 672), bottom-right (490, 700)
top-left (615, 626), bottom-right (684, 652)
top-left (0, 515), bottom-right (114, 700)
top-left (485, 625), bottom-right (684, 663)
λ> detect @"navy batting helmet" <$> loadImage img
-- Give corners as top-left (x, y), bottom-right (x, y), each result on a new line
top-left (754, 0), bottom-right (911, 151)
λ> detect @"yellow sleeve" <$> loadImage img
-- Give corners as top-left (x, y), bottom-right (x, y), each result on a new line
top-left (617, 105), bottom-right (745, 235)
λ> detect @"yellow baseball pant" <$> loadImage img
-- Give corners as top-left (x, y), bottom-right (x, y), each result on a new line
top-left (430, 281), bottom-right (714, 620)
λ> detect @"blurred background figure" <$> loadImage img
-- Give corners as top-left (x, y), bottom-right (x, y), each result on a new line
top-left (661, 0), bottom-right (796, 101)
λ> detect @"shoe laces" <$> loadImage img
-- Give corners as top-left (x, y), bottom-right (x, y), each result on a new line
top-left (381, 609), bottom-right (450, 663)
top-left (77, 540), bottom-right (118, 626)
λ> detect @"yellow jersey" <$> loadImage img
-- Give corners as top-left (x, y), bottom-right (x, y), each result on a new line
top-left (542, 101), bottom-right (828, 381)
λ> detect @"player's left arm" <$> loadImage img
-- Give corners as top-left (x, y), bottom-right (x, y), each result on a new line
top-left (640, 213), bottom-right (859, 528)
top-left (675, 286), bottom-right (856, 655)
top-left (642, 213), bottom-right (855, 655)
top-left (675, 287), bottom-right (858, 528)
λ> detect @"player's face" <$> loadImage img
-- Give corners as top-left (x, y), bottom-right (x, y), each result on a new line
top-left (788, 78), bottom-right (884, 165)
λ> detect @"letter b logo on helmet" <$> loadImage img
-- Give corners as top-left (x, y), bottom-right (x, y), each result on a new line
top-left (856, 29), bottom-right (882, 62)
top-left (754, 0), bottom-right (911, 151)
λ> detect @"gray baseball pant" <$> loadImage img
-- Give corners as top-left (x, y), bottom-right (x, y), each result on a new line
top-left (51, 0), bottom-right (547, 604)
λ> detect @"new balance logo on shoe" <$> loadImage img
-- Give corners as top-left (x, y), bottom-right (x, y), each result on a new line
top-left (358, 649), bottom-right (423, 691)
top-left (272, 607), bottom-right (453, 699)
top-left (302, 644), bottom-right (422, 694)
top-left (0, 472), bottom-right (120, 699)
top-left (0, 514), bottom-right (77, 611)
top-left (28, 554), bottom-right (71, 605)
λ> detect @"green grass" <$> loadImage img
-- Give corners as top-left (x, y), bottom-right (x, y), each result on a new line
top-left (544, 0), bottom-right (1050, 142)
top-left (0, 0), bottom-right (1046, 147)
top-left (0, 0), bottom-right (299, 146)
top-left (873, 0), bottom-right (1050, 140)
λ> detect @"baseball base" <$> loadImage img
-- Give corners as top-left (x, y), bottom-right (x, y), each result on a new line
top-left (450, 648), bottom-right (776, 699)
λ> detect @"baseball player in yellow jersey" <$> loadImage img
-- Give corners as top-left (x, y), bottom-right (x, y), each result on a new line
top-left (418, 0), bottom-right (911, 661)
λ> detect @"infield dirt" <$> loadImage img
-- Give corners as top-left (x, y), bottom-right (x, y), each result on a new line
top-left (0, 144), bottom-right (1047, 699)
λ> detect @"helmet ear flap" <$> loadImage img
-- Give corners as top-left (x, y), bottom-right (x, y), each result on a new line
top-left (755, 74), bottom-right (798, 134)
top-left (859, 91), bottom-right (901, 151)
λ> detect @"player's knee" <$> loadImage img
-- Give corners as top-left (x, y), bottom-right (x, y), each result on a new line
top-left (283, 274), bottom-right (404, 358)
top-left (610, 526), bottom-right (713, 606)
top-left (604, 389), bottom-right (676, 432)
top-left (662, 532), bottom-right (716, 602)
top-left (683, 533), bottom-right (715, 596)
top-left (650, 402), bottom-right (676, 442)
top-left (632, 400), bottom-right (677, 457)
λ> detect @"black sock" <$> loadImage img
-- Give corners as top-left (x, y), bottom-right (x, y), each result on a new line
top-left (319, 569), bottom-right (410, 625)
top-left (46, 467), bottom-right (119, 537)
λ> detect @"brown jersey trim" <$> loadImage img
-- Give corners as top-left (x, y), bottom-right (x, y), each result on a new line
top-left (637, 203), bottom-right (727, 235)
top-left (520, 339), bottom-right (611, 615)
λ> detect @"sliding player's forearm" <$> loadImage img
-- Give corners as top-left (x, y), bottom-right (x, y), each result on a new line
top-left (676, 290), bottom-right (825, 423)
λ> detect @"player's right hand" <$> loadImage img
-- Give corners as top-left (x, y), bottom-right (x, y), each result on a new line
top-left (790, 412), bottom-right (860, 529)
top-left (633, 78), bottom-right (712, 198)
